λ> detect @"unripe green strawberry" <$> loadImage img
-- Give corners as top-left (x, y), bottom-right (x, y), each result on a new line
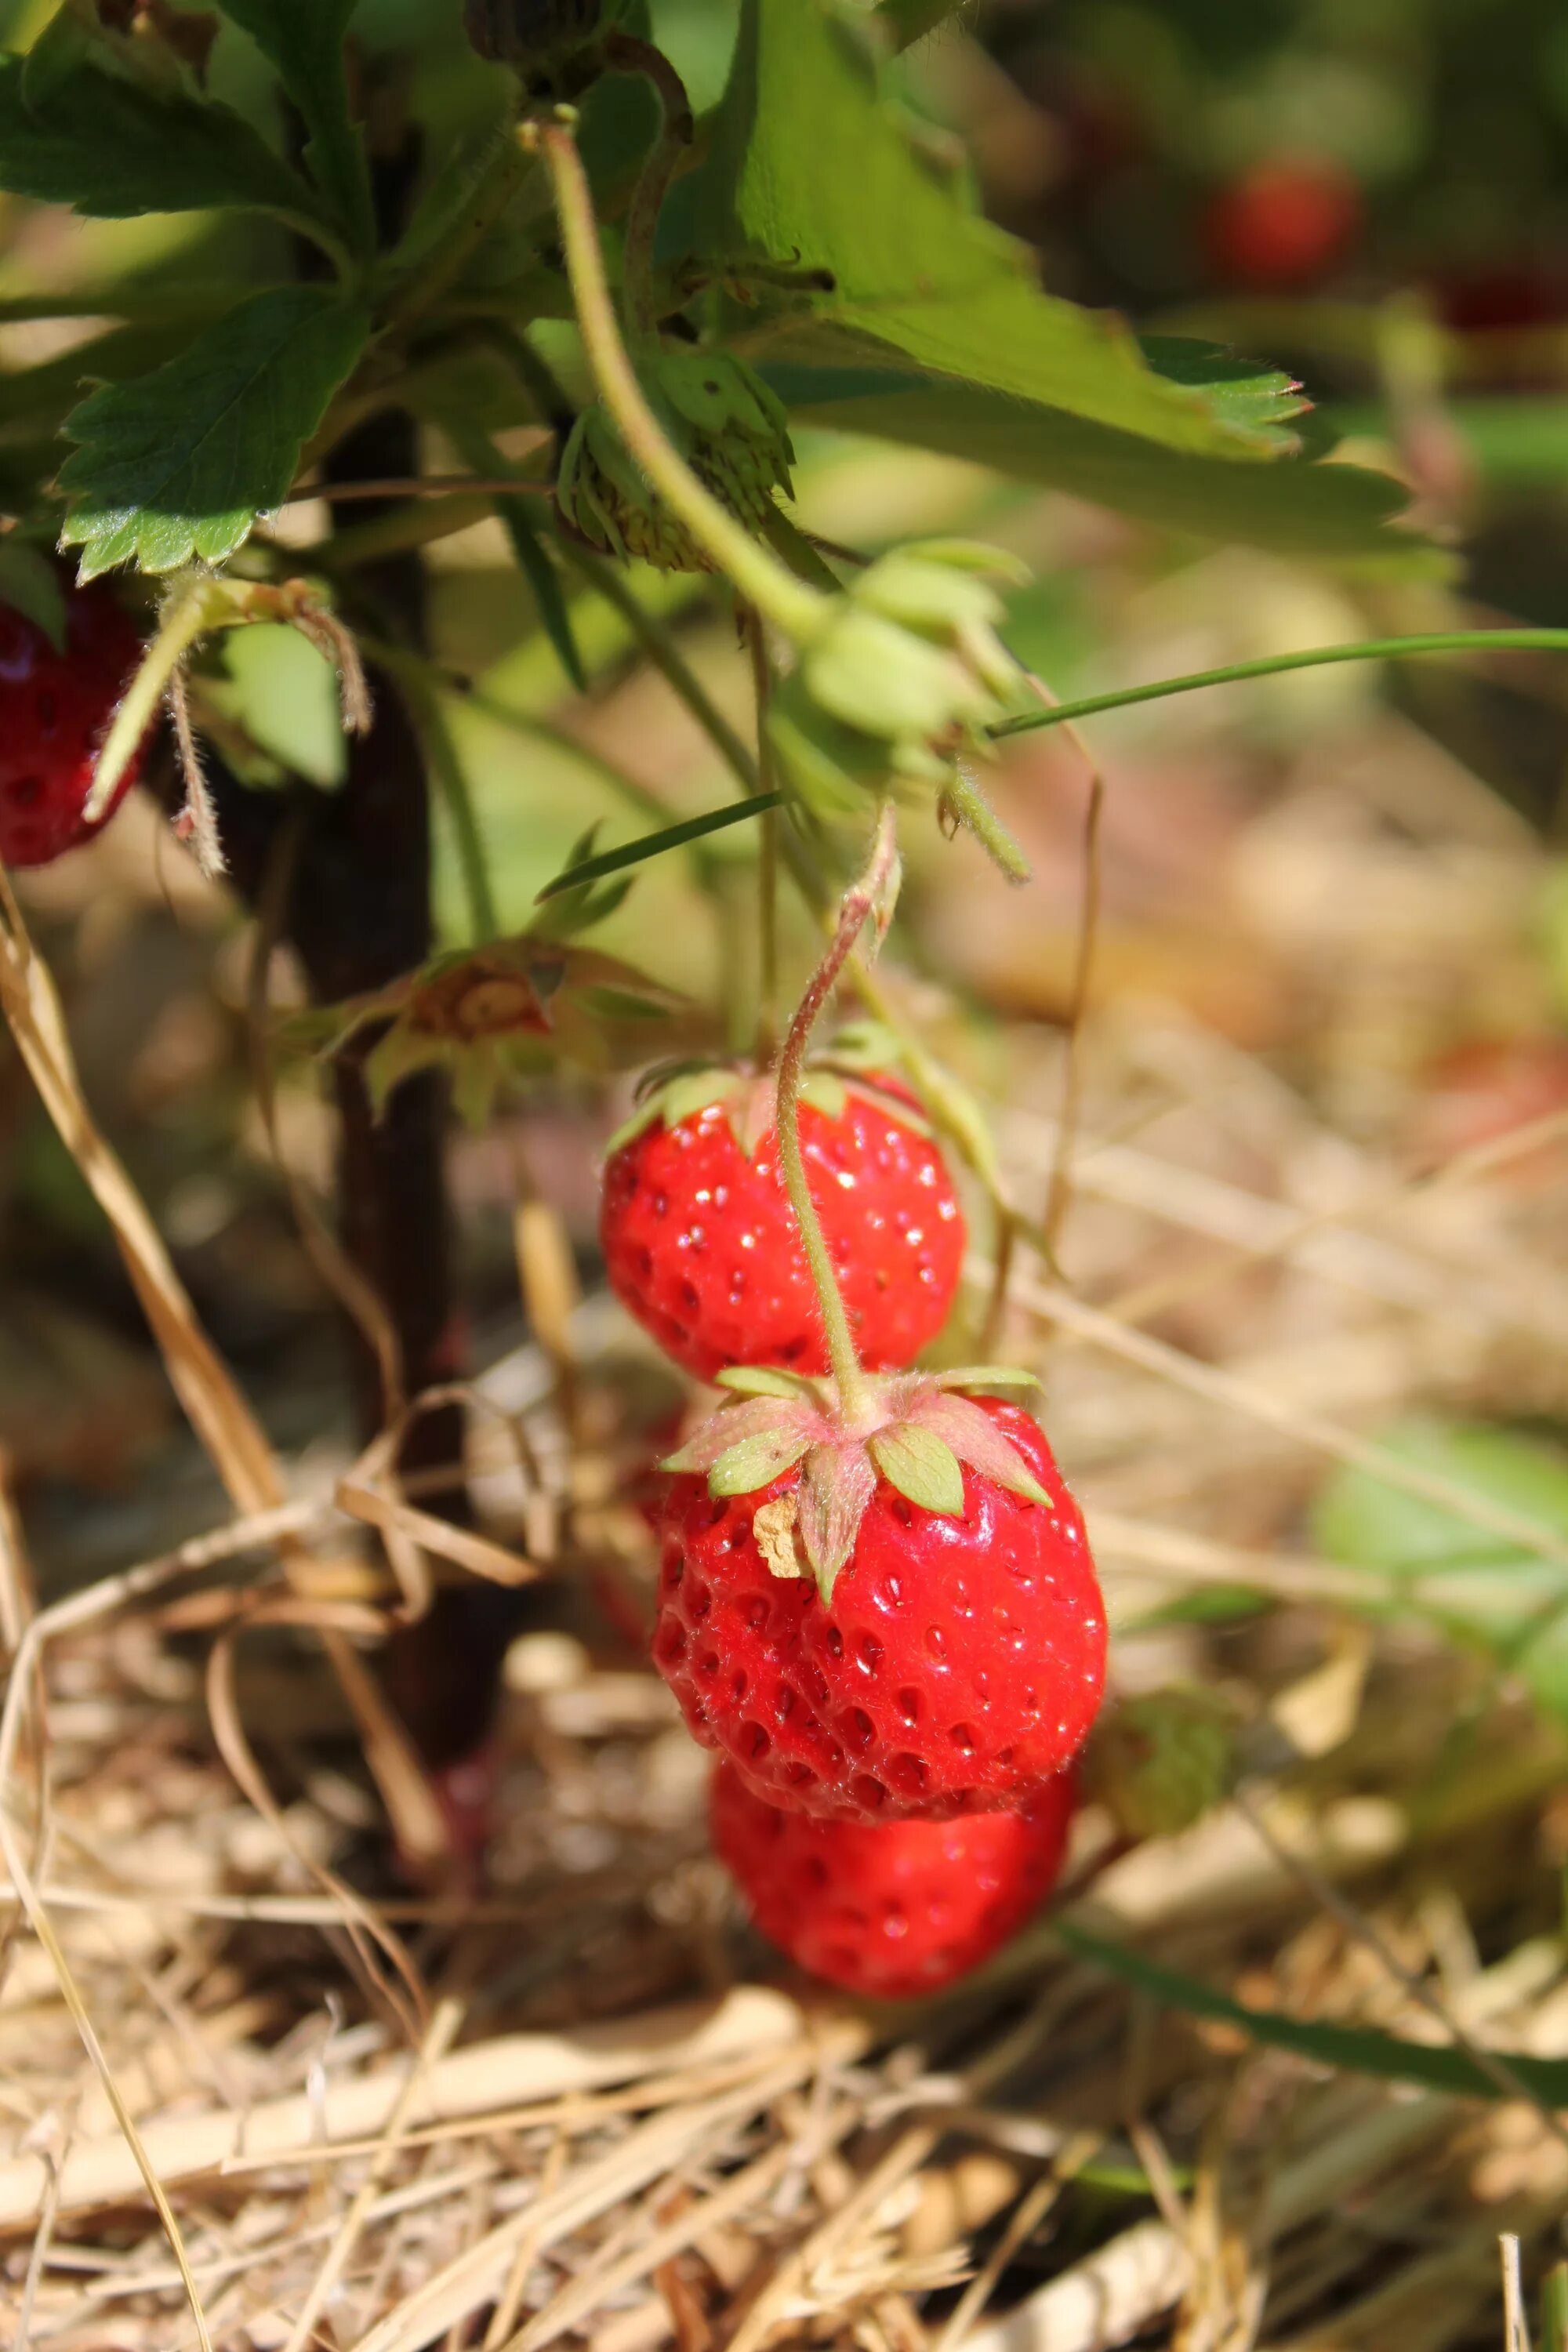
top-left (767, 541), bottom-right (1037, 869)
top-left (557, 351), bottom-right (794, 573)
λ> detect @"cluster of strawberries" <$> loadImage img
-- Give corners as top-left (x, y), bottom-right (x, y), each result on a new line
top-left (602, 1063), bottom-right (1109, 1999)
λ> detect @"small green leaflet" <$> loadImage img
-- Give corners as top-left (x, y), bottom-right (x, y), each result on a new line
top-left (59, 288), bottom-right (370, 579)
top-left (1060, 1922), bottom-right (1568, 2106)
top-left (212, 0), bottom-right (374, 256)
top-left (0, 56), bottom-right (335, 252)
top-left (691, 0), bottom-right (1308, 461)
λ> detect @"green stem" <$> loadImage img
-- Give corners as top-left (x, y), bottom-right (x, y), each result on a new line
top-left (559, 543), bottom-right (761, 793)
top-left (533, 120), bottom-right (826, 640)
top-left (991, 630), bottom-right (1568, 740)
top-left (775, 804), bottom-right (899, 1420)
top-left (603, 34), bottom-right (694, 346)
top-left (745, 613), bottom-right (782, 1063)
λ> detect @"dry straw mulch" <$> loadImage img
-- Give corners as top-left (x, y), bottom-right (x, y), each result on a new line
top-left (3, 741), bottom-right (1568, 2352)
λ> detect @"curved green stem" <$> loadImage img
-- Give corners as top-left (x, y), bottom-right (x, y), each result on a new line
top-left (532, 119), bottom-right (825, 640)
top-left (775, 804), bottom-right (900, 1421)
top-left (991, 630), bottom-right (1568, 740)
top-left (603, 34), bottom-right (694, 346)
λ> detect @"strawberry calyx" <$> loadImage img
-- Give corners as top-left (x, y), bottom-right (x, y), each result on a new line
top-left (660, 1364), bottom-right (1050, 1601)
top-left (604, 1047), bottom-right (932, 1162)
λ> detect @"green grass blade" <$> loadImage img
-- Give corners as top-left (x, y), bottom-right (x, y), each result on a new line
top-left (535, 793), bottom-right (782, 902)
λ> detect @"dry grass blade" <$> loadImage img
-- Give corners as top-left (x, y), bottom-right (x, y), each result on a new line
top-left (0, 1988), bottom-right (811, 2227)
top-left (1039, 772), bottom-right (1104, 1278)
top-left (1014, 1272), bottom-right (1568, 1570)
top-left (0, 1824), bottom-right (213, 2352)
top-left (0, 868), bottom-right (281, 1515)
top-left (350, 2047), bottom-right (851, 2352)
top-left (205, 1602), bottom-right (432, 2043)
top-left (281, 1995), bottom-right (465, 2352)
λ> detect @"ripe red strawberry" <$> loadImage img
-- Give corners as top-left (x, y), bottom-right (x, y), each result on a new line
top-left (710, 1759), bottom-right (1075, 1997)
top-left (601, 1065), bottom-right (964, 1382)
top-left (0, 581), bottom-right (147, 866)
top-left (655, 1381), bottom-right (1105, 1820)
top-left (1202, 156), bottom-right (1360, 289)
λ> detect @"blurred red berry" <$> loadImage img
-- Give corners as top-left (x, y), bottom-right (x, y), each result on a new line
top-left (0, 580), bottom-right (147, 867)
top-left (1203, 157), bottom-right (1361, 289)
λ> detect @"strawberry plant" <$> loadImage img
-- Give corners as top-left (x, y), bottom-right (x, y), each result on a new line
top-left (5, 0), bottom-right (1555, 1852)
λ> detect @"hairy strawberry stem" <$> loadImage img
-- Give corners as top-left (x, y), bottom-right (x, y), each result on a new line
top-left (775, 804), bottom-right (899, 1422)
top-left (86, 573), bottom-right (228, 824)
top-left (532, 118), bottom-right (824, 639)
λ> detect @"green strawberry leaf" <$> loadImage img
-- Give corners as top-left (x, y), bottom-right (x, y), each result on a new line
top-left (0, 541), bottom-right (67, 651)
top-left (690, 0), bottom-right (1326, 463)
top-left (1138, 338), bottom-right (1308, 441)
top-left (212, 0), bottom-right (374, 256)
top-left (1313, 1417), bottom-right (1568, 1728)
top-left (766, 365), bottom-right (1430, 569)
top-left (58, 287), bottom-right (371, 579)
top-left (0, 55), bottom-right (337, 252)
top-left (870, 1423), bottom-right (964, 1516)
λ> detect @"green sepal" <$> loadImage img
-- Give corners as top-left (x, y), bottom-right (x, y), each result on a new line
top-left (869, 1423), bottom-right (965, 1515)
top-left (603, 1063), bottom-right (744, 1157)
top-left (710, 1428), bottom-right (815, 1494)
top-left (716, 1366), bottom-right (821, 1400)
top-left (906, 1388), bottom-right (1051, 1506)
top-left (798, 1070), bottom-right (848, 1121)
top-left (798, 1442), bottom-right (876, 1598)
top-left (936, 1365), bottom-right (1043, 1392)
